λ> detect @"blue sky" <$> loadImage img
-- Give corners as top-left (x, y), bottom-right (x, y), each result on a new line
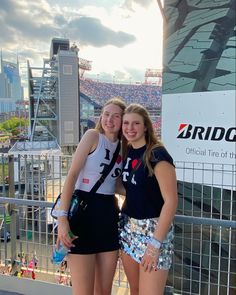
top-left (0, 0), bottom-right (163, 91)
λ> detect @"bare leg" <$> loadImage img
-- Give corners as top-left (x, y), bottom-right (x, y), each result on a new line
top-left (139, 266), bottom-right (169, 295)
top-left (94, 250), bottom-right (118, 295)
top-left (68, 253), bottom-right (96, 295)
top-left (121, 252), bottom-right (139, 295)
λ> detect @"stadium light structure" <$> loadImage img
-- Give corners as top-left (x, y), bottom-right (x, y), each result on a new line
top-left (79, 58), bottom-right (92, 78)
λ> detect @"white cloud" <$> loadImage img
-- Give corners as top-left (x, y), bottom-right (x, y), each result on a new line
top-left (0, 0), bottom-right (163, 92)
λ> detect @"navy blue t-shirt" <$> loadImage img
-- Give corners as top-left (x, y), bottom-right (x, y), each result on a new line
top-left (121, 145), bottom-right (174, 219)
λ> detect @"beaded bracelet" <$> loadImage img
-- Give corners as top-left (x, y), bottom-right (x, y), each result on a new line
top-left (57, 210), bottom-right (68, 217)
top-left (149, 237), bottom-right (162, 250)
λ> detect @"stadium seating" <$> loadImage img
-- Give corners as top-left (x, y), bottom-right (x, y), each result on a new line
top-left (80, 79), bottom-right (162, 108)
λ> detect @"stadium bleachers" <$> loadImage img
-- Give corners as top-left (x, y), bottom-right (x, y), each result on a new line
top-left (80, 79), bottom-right (162, 108)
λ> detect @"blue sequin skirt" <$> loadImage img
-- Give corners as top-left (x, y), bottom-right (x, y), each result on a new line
top-left (119, 214), bottom-right (174, 270)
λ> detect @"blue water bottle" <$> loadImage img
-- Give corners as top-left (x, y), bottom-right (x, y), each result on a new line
top-left (51, 242), bottom-right (68, 265)
top-left (51, 231), bottom-right (75, 265)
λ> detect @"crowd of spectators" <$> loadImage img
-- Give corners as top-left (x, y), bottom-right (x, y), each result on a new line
top-left (80, 79), bottom-right (162, 108)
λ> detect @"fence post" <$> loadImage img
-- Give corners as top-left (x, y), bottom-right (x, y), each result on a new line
top-left (8, 154), bottom-right (17, 272)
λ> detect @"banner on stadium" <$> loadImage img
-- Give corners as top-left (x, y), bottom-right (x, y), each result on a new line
top-left (162, 90), bottom-right (236, 188)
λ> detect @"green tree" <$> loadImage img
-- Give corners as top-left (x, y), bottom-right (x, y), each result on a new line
top-left (0, 117), bottom-right (28, 135)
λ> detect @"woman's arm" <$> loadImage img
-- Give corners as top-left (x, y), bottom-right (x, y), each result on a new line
top-left (57, 129), bottom-right (99, 248)
top-left (141, 161), bottom-right (178, 271)
top-left (153, 161), bottom-right (178, 242)
top-left (59, 129), bottom-right (99, 210)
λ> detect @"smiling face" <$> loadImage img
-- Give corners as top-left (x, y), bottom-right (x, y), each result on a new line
top-left (100, 103), bottom-right (123, 139)
top-left (122, 112), bottom-right (147, 148)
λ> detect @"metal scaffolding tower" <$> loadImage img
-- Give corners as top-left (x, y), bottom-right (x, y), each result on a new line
top-left (28, 58), bottom-right (58, 142)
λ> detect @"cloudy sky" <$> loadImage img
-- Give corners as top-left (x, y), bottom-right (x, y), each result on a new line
top-left (0, 0), bottom-right (163, 94)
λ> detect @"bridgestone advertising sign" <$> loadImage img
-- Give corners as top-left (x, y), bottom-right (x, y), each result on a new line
top-left (162, 90), bottom-right (236, 188)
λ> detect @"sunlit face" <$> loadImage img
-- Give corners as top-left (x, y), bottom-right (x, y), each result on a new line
top-left (101, 103), bottom-right (123, 136)
top-left (122, 113), bottom-right (146, 146)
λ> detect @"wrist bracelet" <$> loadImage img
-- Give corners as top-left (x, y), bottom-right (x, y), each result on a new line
top-left (149, 237), bottom-right (162, 250)
top-left (57, 210), bottom-right (68, 217)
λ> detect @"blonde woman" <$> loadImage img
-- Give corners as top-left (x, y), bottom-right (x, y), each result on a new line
top-left (119, 103), bottom-right (178, 295)
top-left (57, 98), bottom-right (126, 295)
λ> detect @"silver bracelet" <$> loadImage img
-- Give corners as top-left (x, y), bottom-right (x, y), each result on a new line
top-left (57, 210), bottom-right (68, 217)
top-left (149, 237), bottom-right (162, 250)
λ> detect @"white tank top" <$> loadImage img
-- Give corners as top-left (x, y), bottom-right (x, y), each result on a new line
top-left (75, 133), bottom-right (122, 195)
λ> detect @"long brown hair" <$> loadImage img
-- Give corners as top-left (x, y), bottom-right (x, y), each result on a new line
top-left (95, 97), bottom-right (126, 138)
top-left (122, 103), bottom-right (163, 175)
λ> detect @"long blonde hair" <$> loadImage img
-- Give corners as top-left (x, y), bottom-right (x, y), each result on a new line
top-left (95, 97), bottom-right (126, 139)
top-left (122, 103), bottom-right (163, 175)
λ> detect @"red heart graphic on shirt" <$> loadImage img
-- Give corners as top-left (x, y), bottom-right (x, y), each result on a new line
top-left (132, 159), bottom-right (138, 169)
top-left (116, 155), bottom-right (122, 164)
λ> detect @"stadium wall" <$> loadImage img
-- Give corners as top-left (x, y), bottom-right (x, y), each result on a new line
top-left (161, 1), bottom-right (236, 294)
top-left (162, 0), bottom-right (236, 185)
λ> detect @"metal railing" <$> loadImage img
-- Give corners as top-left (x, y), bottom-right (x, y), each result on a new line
top-left (0, 153), bottom-right (235, 295)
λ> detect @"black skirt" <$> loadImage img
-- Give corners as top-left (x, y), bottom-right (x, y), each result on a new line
top-left (69, 190), bottom-right (120, 254)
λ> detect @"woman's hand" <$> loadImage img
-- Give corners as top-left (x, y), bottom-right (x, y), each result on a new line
top-left (56, 217), bottom-right (77, 249)
top-left (141, 244), bottom-right (160, 272)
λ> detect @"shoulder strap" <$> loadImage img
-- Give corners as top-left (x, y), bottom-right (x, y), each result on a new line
top-left (90, 141), bottom-right (121, 193)
top-left (126, 156), bottom-right (142, 183)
